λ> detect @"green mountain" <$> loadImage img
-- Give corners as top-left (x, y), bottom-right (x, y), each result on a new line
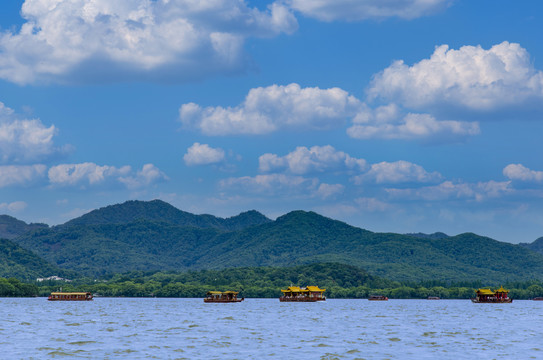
top-left (63, 199), bottom-right (271, 231)
top-left (520, 237), bottom-right (543, 255)
top-left (10, 200), bottom-right (543, 283)
top-left (0, 238), bottom-right (70, 280)
top-left (0, 215), bottom-right (48, 240)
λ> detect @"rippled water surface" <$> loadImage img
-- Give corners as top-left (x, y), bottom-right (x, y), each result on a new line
top-left (1, 298), bottom-right (542, 359)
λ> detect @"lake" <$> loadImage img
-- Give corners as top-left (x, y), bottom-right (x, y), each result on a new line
top-left (1, 298), bottom-right (541, 359)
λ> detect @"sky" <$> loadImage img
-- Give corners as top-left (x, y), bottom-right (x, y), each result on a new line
top-left (0, 0), bottom-right (542, 244)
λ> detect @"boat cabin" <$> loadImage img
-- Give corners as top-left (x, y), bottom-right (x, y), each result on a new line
top-left (48, 292), bottom-right (93, 301)
top-left (472, 287), bottom-right (512, 303)
top-left (204, 291), bottom-right (244, 303)
top-left (279, 286), bottom-right (326, 302)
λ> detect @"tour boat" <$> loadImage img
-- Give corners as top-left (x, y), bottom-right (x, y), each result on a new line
top-left (368, 295), bottom-right (388, 301)
top-left (279, 286), bottom-right (326, 302)
top-left (204, 291), bottom-right (244, 303)
top-left (533, 297), bottom-right (543, 301)
top-left (471, 286), bottom-right (512, 303)
top-left (48, 292), bottom-right (93, 301)
top-left (427, 296), bottom-right (440, 300)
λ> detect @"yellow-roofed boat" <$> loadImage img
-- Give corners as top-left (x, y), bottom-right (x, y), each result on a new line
top-left (204, 291), bottom-right (244, 303)
top-left (48, 292), bottom-right (93, 301)
top-left (471, 286), bottom-right (512, 303)
top-left (279, 286), bottom-right (326, 302)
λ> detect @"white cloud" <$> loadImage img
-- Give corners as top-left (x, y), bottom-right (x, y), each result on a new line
top-left (368, 42), bottom-right (543, 110)
top-left (0, 201), bottom-right (27, 213)
top-left (355, 160), bottom-right (442, 184)
top-left (315, 183), bottom-right (344, 199)
top-left (0, 0), bottom-right (298, 84)
top-left (119, 163), bottom-right (169, 189)
top-left (0, 101), bottom-right (65, 163)
top-left (183, 142), bottom-right (225, 166)
top-left (386, 180), bottom-right (512, 201)
top-left (48, 162), bottom-right (167, 189)
top-left (259, 145), bottom-right (366, 174)
top-left (180, 83), bottom-right (361, 135)
top-left (286, 0), bottom-right (452, 22)
top-left (347, 107), bottom-right (480, 141)
top-left (503, 164), bottom-right (543, 182)
top-left (0, 165), bottom-right (47, 187)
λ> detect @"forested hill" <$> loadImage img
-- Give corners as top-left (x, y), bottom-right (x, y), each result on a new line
top-left (0, 215), bottom-right (47, 240)
top-left (520, 237), bottom-right (543, 255)
top-left (62, 200), bottom-right (271, 231)
top-left (8, 200), bottom-right (543, 283)
top-left (0, 238), bottom-right (71, 280)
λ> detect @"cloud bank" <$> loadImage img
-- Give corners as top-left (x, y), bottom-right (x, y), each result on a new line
top-left (368, 42), bottom-right (543, 110)
top-left (180, 83), bottom-right (360, 135)
top-left (0, 0), bottom-right (297, 84)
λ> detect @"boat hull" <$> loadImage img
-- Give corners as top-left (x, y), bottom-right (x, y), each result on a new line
top-left (470, 298), bottom-right (512, 303)
top-left (204, 298), bottom-right (244, 303)
top-left (279, 297), bottom-right (325, 302)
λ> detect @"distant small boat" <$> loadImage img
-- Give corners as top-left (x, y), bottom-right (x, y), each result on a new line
top-left (471, 286), bottom-right (512, 303)
top-left (48, 292), bottom-right (93, 301)
top-left (279, 286), bottom-right (326, 302)
top-left (368, 295), bottom-right (388, 301)
top-left (204, 291), bottom-right (244, 303)
top-left (427, 296), bottom-right (440, 300)
top-left (533, 297), bottom-right (543, 301)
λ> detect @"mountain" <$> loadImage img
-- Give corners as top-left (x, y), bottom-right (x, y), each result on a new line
top-left (405, 232), bottom-right (449, 240)
top-left (10, 201), bottom-right (543, 283)
top-left (0, 215), bottom-right (48, 240)
top-left (520, 237), bottom-right (543, 255)
top-left (0, 238), bottom-right (70, 280)
top-left (62, 200), bottom-right (271, 231)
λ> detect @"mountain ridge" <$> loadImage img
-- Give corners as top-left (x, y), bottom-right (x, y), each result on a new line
top-left (4, 200), bottom-right (543, 283)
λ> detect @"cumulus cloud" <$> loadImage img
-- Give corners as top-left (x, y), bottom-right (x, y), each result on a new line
top-left (180, 83), bottom-right (361, 135)
top-left (259, 145), bottom-right (366, 174)
top-left (184, 142), bottom-right (225, 166)
top-left (347, 104), bottom-right (480, 141)
top-left (48, 162), bottom-right (167, 189)
top-left (315, 183), bottom-right (344, 199)
top-left (386, 180), bottom-right (512, 201)
top-left (368, 42), bottom-right (543, 110)
top-left (0, 201), bottom-right (27, 213)
top-left (0, 102), bottom-right (66, 163)
top-left (354, 160), bottom-right (442, 184)
top-left (0, 165), bottom-right (47, 187)
top-left (286, 0), bottom-right (452, 22)
top-left (0, 0), bottom-right (298, 84)
top-left (503, 164), bottom-right (543, 182)
top-left (118, 163), bottom-right (168, 189)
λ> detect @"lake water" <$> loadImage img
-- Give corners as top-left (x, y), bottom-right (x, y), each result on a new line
top-left (1, 298), bottom-right (541, 359)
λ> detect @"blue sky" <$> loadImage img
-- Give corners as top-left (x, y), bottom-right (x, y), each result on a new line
top-left (0, 0), bottom-right (542, 243)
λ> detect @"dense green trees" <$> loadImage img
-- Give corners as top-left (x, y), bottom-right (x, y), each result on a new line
top-left (0, 277), bottom-right (38, 297)
top-left (23, 263), bottom-right (543, 299)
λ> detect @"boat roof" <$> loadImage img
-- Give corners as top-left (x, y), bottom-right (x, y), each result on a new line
top-left (495, 286), bottom-right (509, 293)
top-left (50, 292), bottom-right (91, 295)
top-left (206, 291), bottom-right (239, 295)
top-left (306, 286), bottom-right (325, 292)
top-left (476, 289), bottom-right (495, 295)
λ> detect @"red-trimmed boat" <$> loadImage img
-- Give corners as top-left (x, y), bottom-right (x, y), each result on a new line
top-left (471, 286), bottom-right (512, 303)
top-left (279, 286), bottom-right (326, 302)
top-left (48, 292), bottom-right (93, 301)
top-left (368, 295), bottom-right (388, 301)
